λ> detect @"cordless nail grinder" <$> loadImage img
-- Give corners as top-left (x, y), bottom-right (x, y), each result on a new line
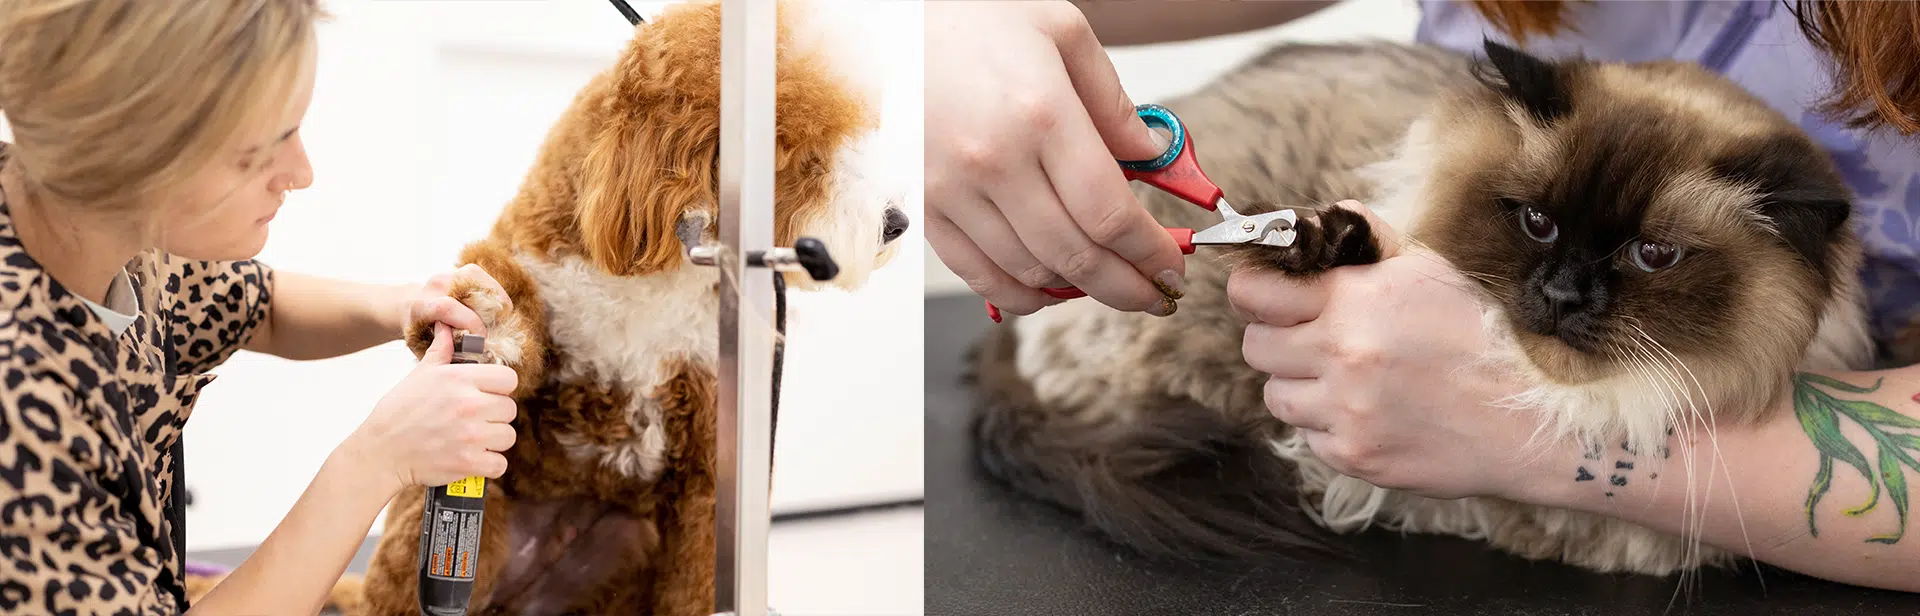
top-left (417, 333), bottom-right (489, 616)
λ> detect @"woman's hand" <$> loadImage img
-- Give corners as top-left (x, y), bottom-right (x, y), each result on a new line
top-left (340, 323), bottom-right (518, 496)
top-left (925, 0), bottom-right (1186, 317)
top-left (1228, 201), bottom-right (1542, 501)
top-left (399, 263), bottom-right (509, 337)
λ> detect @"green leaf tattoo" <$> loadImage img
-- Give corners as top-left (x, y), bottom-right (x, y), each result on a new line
top-left (1792, 373), bottom-right (1920, 544)
top-left (1872, 447), bottom-right (1910, 544)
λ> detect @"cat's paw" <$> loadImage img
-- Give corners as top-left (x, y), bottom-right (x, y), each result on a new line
top-left (1217, 203), bottom-right (1382, 278)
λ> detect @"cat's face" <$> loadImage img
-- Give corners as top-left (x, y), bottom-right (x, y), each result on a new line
top-left (1410, 42), bottom-right (1858, 388)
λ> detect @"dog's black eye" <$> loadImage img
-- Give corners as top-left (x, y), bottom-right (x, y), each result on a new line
top-left (1631, 240), bottom-right (1683, 272)
top-left (1521, 207), bottom-right (1557, 243)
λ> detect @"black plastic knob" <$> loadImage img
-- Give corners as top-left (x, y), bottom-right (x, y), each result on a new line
top-left (794, 237), bottom-right (838, 281)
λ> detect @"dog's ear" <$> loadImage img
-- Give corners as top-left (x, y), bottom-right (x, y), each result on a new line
top-left (576, 104), bottom-right (718, 277)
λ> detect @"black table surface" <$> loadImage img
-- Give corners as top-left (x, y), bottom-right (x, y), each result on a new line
top-left (922, 293), bottom-right (1920, 616)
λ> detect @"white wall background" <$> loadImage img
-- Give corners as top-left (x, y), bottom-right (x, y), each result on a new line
top-left (0, 0), bottom-right (928, 552)
top-left (923, 0), bottom-right (1421, 295)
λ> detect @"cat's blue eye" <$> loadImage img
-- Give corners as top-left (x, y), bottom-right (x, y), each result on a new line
top-left (1521, 207), bottom-right (1557, 243)
top-left (1631, 240), bottom-right (1684, 272)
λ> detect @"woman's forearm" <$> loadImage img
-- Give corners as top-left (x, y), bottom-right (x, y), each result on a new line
top-left (1520, 365), bottom-right (1920, 592)
top-left (187, 447), bottom-right (400, 614)
top-left (1073, 0), bottom-right (1337, 46)
top-left (247, 271), bottom-right (409, 360)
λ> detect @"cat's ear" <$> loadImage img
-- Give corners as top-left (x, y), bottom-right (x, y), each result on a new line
top-left (1757, 188), bottom-right (1851, 271)
top-left (1711, 134), bottom-right (1854, 272)
top-left (1472, 38), bottom-right (1571, 125)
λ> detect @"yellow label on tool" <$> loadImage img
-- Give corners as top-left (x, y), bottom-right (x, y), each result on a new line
top-left (444, 476), bottom-right (485, 498)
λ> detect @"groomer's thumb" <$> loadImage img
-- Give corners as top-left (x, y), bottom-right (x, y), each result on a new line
top-left (1056, 29), bottom-right (1167, 162)
top-left (418, 323), bottom-right (454, 366)
top-left (1090, 94), bottom-right (1170, 163)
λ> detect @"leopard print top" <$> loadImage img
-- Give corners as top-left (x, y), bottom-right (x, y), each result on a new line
top-left (0, 169), bottom-right (274, 612)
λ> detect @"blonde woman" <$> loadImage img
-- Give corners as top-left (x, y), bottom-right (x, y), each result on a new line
top-left (0, 2), bottom-right (521, 613)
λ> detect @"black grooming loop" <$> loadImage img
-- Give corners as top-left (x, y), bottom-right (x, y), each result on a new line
top-left (689, 241), bottom-right (841, 453)
top-left (609, 0), bottom-right (646, 26)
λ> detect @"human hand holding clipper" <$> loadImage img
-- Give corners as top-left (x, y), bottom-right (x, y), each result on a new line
top-left (342, 323), bottom-right (519, 498)
top-left (418, 331), bottom-right (495, 616)
top-left (926, 1), bottom-right (1189, 319)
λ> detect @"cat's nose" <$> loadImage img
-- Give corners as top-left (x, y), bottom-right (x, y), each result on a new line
top-left (1543, 279), bottom-right (1585, 317)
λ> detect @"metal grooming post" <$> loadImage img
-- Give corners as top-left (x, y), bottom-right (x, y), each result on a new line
top-left (713, 0), bottom-right (777, 614)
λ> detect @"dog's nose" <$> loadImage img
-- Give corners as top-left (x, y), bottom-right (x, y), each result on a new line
top-left (882, 206), bottom-right (909, 243)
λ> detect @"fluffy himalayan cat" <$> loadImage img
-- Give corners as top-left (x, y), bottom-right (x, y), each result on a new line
top-left (971, 39), bottom-right (1876, 576)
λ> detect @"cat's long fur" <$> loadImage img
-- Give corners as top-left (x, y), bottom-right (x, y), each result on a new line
top-left (972, 40), bottom-right (1876, 575)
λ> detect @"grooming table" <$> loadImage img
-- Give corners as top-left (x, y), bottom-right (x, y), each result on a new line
top-left (923, 292), bottom-right (1920, 616)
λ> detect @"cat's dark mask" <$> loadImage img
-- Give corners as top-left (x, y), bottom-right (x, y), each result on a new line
top-left (1416, 39), bottom-right (1858, 380)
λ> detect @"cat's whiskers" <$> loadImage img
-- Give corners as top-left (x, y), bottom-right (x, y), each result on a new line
top-left (1609, 340), bottom-right (1680, 483)
top-left (1419, 268), bottom-right (1512, 298)
top-left (1626, 323), bottom-right (1761, 601)
top-left (1630, 322), bottom-right (1764, 592)
top-left (1618, 332), bottom-right (1706, 606)
top-left (1623, 330), bottom-right (1711, 602)
top-left (1456, 270), bottom-right (1515, 292)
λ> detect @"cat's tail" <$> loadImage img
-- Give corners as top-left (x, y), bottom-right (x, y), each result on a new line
top-left (967, 323), bottom-right (1346, 563)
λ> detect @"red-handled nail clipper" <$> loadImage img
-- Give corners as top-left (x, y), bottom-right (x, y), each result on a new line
top-left (984, 103), bottom-right (1296, 322)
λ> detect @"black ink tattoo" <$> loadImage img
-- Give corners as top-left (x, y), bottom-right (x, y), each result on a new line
top-left (1615, 461), bottom-right (1634, 470)
top-left (1575, 467), bottom-right (1595, 482)
top-left (1609, 475), bottom-right (1628, 487)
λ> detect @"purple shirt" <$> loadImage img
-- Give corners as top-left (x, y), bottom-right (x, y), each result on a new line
top-left (1416, 0), bottom-right (1920, 360)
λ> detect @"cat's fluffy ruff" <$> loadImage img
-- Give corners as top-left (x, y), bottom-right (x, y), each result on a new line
top-left (972, 40), bottom-right (1875, 576)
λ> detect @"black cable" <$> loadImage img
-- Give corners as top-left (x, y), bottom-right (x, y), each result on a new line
top-left (770, 268), bottom-right (785, 472)
top-left (771, 499), bottom-right (925, 524)
top-left (608, 0), bottom-right (644, 26)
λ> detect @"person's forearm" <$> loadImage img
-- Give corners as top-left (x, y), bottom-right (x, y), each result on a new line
top-left (247, 271), bottom-right (409, 360)
top-left (1520, 365), bottom-right (1920, 592)
top-left (1073, 0), bottom-right (1338, 46)
top-left (187, 447), bottom-right (400, 614)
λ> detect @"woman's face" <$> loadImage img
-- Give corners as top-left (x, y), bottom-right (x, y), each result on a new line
top-left (162, 42), bottom-right (317, 262)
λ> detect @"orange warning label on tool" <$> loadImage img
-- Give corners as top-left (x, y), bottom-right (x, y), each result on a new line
top-left (422, 503), bottom-right (483, 582)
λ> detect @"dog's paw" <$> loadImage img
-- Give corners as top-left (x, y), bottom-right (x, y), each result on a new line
top-left (1215, 203), bottom-right (1382, 278)
top-left (404, 275), bottom-right (520, 365)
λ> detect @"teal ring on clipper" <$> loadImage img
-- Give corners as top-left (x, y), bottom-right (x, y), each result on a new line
top-left (1117, 104), bottom-right (1184, 173)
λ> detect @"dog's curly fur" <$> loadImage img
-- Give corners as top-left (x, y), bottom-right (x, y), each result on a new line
top-left (328, 3), bottom-right (906, 614)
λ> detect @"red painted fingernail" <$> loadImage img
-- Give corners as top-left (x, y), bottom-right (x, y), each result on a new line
top-left (986, 301), bottom-right (1002, 323)
top-left (1041, 287), bottom-right (1086, 300)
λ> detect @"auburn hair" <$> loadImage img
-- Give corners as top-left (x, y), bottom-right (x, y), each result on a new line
top-left (1789, 0), bottom-right (1920, 135)
top-left (1468, 0), bottom-right (1583, 41)
top-left (1468, 0), bottom-right (1920, 135)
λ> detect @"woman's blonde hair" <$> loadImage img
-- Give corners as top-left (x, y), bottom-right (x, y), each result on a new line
top-left (0, 0), bottom-right (323, 211)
